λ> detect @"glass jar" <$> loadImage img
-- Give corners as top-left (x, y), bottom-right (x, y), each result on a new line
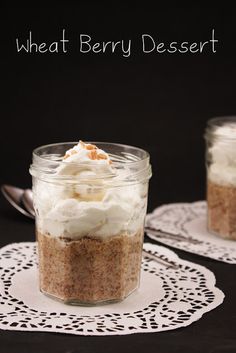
top-left (29, 142), bottom-right (152, 305)
top-left (205, 117), bottom-right (236, 239)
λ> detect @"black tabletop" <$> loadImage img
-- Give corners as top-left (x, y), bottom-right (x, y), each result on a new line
top-left (0, 194), bottom-right (235, 353)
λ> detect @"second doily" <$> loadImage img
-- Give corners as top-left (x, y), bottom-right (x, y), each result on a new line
top-left (146, 201), bottom-right (236, 264)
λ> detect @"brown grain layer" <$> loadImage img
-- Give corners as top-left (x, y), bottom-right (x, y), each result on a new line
top-left (37, 230), bottom-right (143, 304)
top-left (207, 180), bottom-right (236, 239)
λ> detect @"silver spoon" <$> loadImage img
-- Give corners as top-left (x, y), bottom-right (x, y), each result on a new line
top-left (22, 189), bottom-right (35, 217)
top-left (1, 185), bottom-right (180, 268)
top-left (1, 184), bottom-right (202, 245)
top-left (1, 185), bottom-right (34, 219)
top-left (142, 250), bottom-right (178, 269)
top-left (2, 187), bottom-right (177, 268)
top-left (145, 226), bottom-right (202, 245)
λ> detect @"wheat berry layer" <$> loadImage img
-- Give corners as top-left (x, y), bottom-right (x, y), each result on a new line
top-left (37, 230), bottom-right (144, 304)
top-left (207, 180), bottom-right (236, 239)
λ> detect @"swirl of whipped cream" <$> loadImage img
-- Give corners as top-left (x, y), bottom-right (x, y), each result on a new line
top-left (35, 141), bottom-right (146, 239)
top-left (208, 123), bottom-right (236, 186)
top-left (56, 140), bottom-right (114, 177)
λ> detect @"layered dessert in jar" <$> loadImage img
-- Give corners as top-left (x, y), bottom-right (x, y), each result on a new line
top-left (30, 141), bottom-right (152, 304)
top-left (205, 117), bottom-right (236, 239)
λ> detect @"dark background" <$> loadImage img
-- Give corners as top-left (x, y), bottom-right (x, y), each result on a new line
top-left (1, 4), bottom-right (236, 353)
top-left (2, 4), bottom-right (236, 211)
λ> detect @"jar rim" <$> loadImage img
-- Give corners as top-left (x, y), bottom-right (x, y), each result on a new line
top-left (32, 141), bottom-right (150, 165)
top-left (30, 141), bottom-right (152, 185)
top-left (205, 116), bottom-right (236, 141)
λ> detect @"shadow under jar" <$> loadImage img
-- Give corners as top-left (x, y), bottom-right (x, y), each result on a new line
top-left (29, 142), bottom-right (152, 305)
top-left (205, 117), bottom-right (236, 239)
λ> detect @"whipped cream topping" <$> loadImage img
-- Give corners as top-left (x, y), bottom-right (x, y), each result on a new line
top-left (208, 123), bottom-right (236, 186)
top-left (56, 141), bottom-right (114, 177)
top-left (212, 123), bottom-right (236, 138)
top-left (63, 140), bottom-right (111, 166)
top-left (34, 141), bottom-right (147, 239)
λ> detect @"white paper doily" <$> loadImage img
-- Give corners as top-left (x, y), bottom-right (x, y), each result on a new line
top-left (0, 242), bottom-right (224, 336)
top-left (146, 201), bottom-right (236, 264)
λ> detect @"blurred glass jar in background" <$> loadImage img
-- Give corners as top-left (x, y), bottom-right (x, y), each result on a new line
top-left (205, 117), bottom-right (236, 239)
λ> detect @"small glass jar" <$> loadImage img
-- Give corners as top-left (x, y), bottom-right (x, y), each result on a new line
top-left (29, 142), bottom-right (152, 305)
top-left (205, 117), bottom-right (236, 239)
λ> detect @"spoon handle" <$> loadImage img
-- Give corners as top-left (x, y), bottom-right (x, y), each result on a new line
top-left (145, 226), bottom-right (202, 245)
top-left (142, 249), bottom-right (178, 269)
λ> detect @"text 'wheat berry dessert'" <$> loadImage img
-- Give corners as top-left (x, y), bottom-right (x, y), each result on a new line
top-left (30, 141), bottom-right (152, 305)
top-left (205, 117), bottom-right (236, 239)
